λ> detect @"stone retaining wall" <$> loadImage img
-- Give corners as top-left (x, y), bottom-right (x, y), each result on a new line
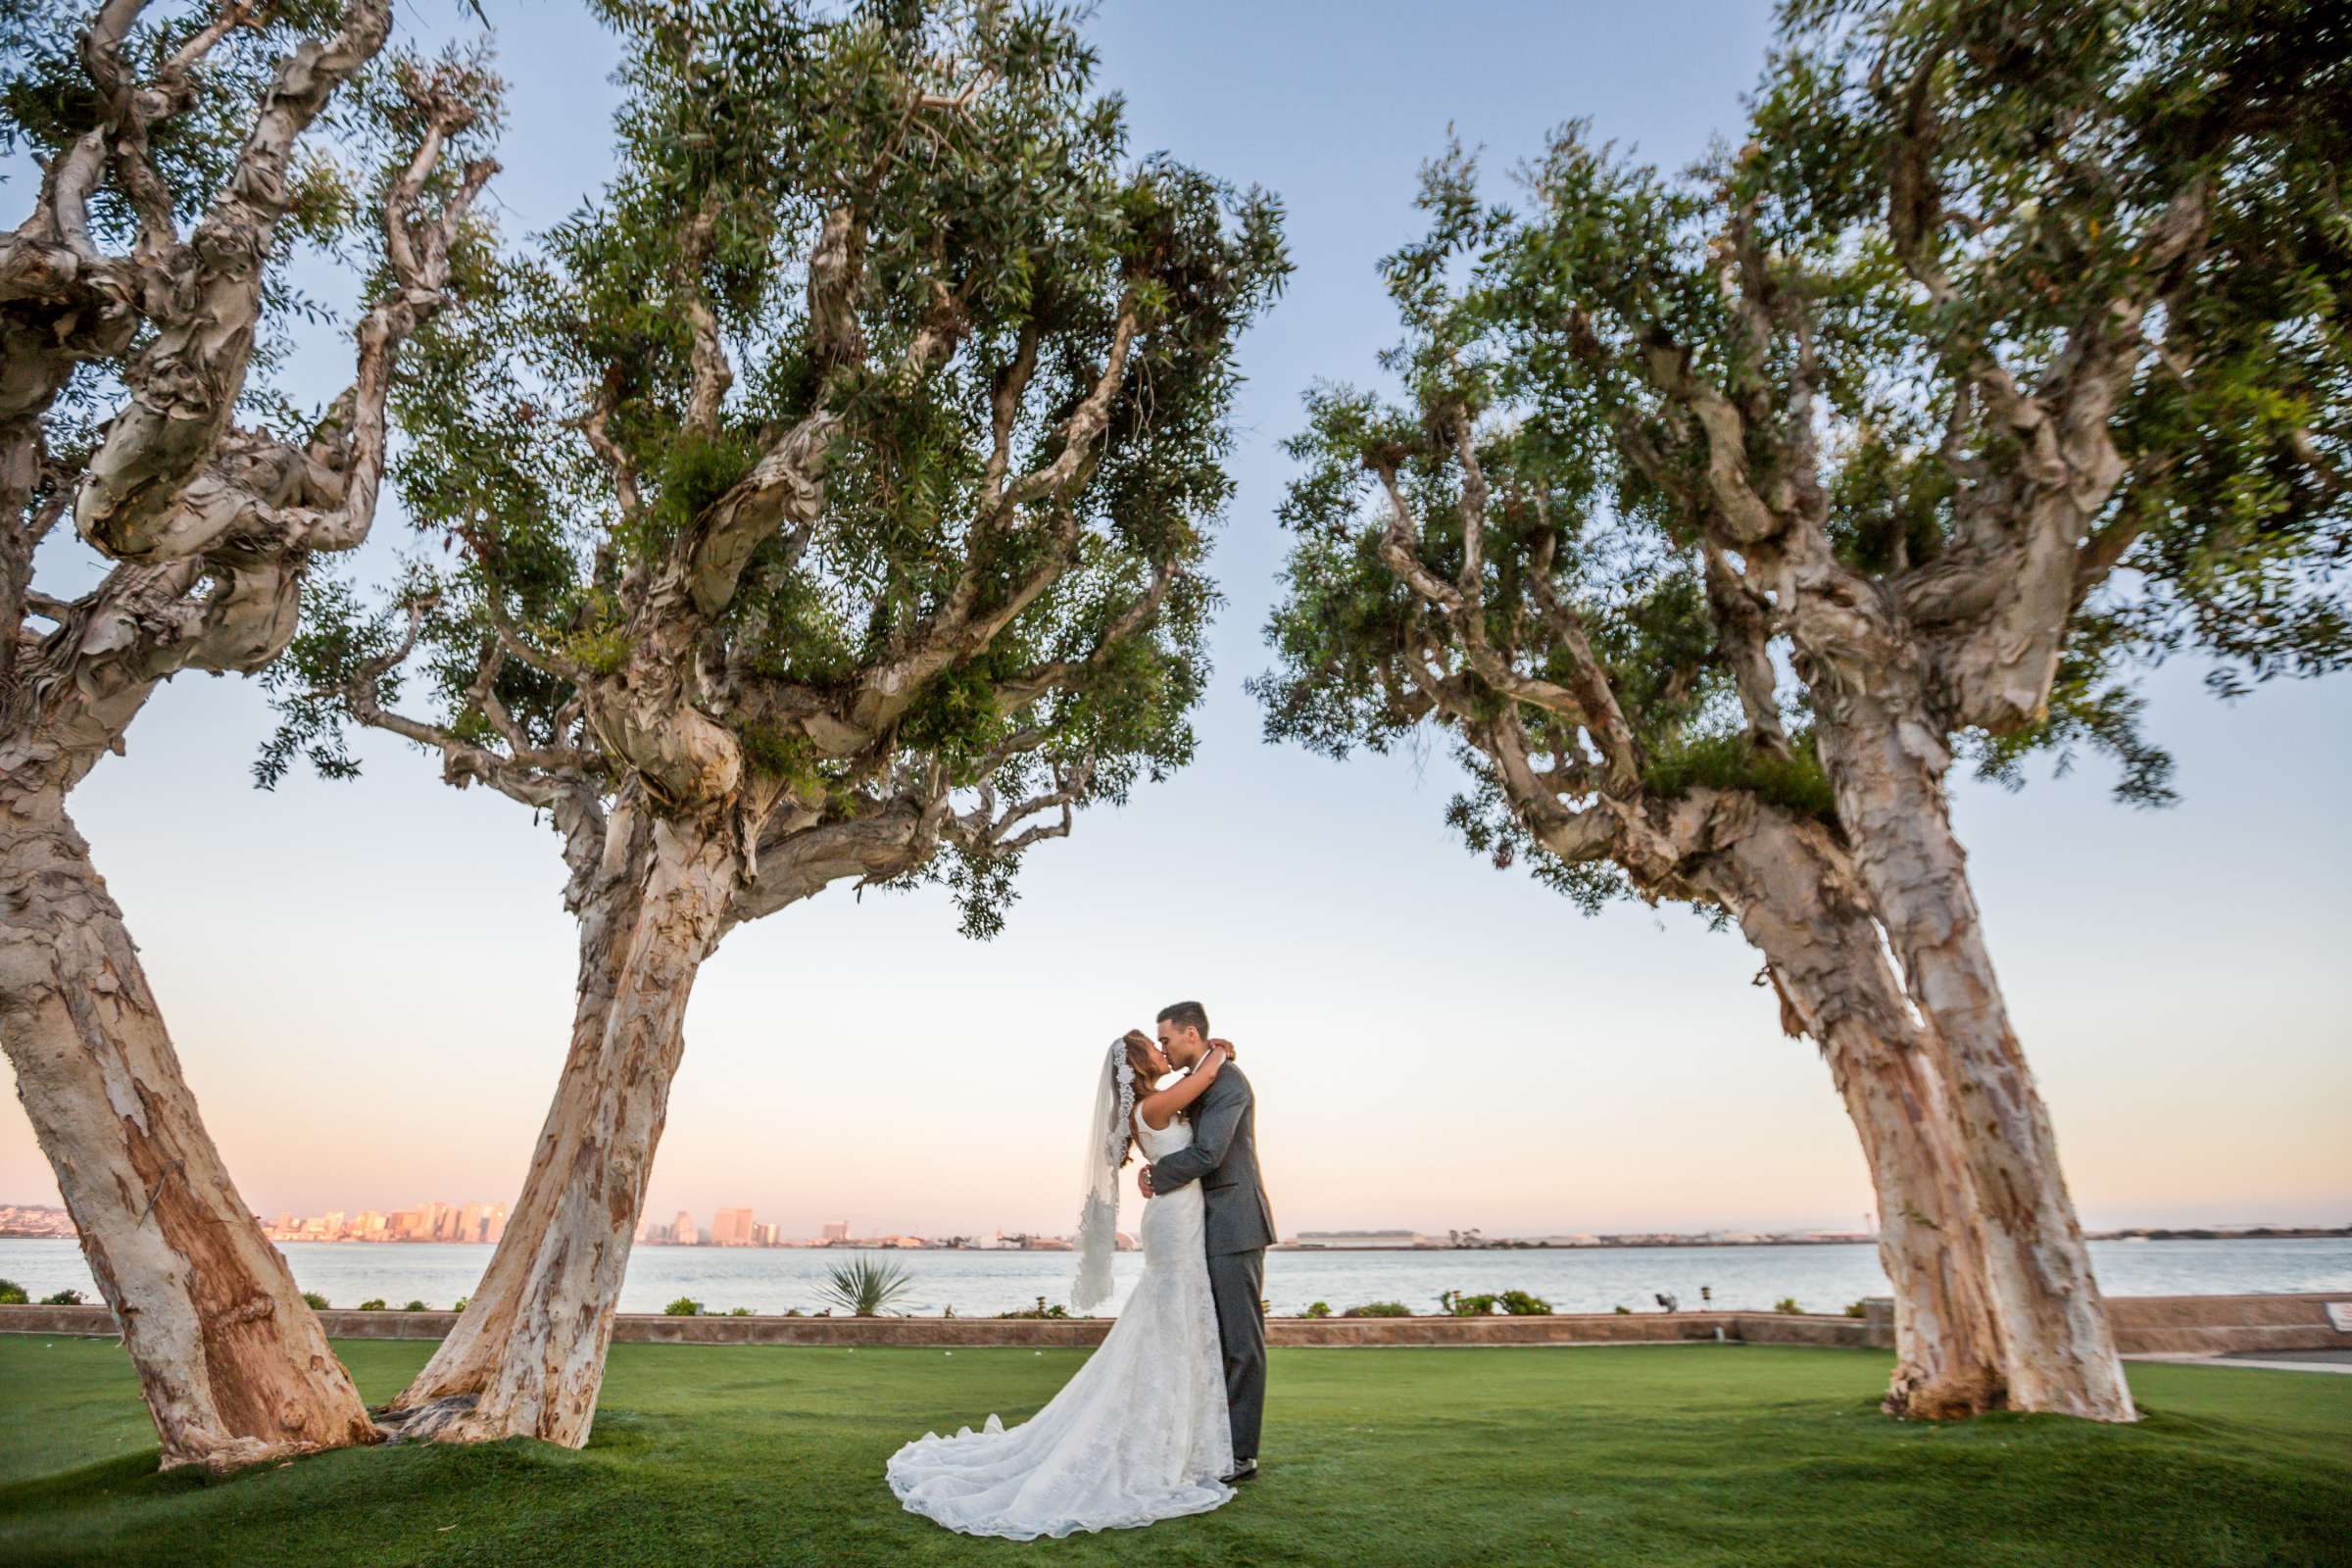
top-left (5, 1294), bottom-right (2339, 1353)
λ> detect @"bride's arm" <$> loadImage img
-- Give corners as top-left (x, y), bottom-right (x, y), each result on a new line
top-left (1136, 1046), bottom-right (1228, 1131)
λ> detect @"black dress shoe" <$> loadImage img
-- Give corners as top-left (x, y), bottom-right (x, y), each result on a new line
top-left (1221, 1459), bottom-right (1258, 1484)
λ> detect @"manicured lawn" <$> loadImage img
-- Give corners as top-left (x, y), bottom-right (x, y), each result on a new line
top-left (1, 1337), bottom-right (2346, 1566)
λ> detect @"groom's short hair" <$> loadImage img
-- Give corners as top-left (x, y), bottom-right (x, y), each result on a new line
top-left (1156, 1001), bottom-right (1210, 1039)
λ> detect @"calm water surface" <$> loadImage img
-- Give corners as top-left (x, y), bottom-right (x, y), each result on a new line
top-left (2, 1236), bottom-right (2345, 1318)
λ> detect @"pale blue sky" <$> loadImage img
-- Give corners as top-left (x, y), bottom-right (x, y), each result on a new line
top-left (6, 0), bottom-right (2347, 1239)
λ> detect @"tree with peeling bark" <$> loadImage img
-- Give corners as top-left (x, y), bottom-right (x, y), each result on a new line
top-left (0, 0), bottom-right (497, 1468)
top-left (265, 0), bottom-right (1286, 1448)
top-left (1262, 308), bottom-right (2010, 1421)
top-left (1262, 0), bottom-right (2347, 1423)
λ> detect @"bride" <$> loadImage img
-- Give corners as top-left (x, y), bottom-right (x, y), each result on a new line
top-left (885, 1030), bottom-right (1237, 1539)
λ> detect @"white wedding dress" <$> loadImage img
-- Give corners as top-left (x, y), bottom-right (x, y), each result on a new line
top-left (885, 1112), bottom-right (1234, 1539)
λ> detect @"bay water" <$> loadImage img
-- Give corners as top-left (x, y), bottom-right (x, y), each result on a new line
top-left (3, 1235), bottom-right (2345, 1319)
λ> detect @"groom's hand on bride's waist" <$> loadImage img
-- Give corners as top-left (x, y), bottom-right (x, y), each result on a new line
top-left (1137, 1165), bottom-right (1154, 1199)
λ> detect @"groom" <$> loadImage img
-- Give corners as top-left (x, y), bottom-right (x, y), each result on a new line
top-left (1138, 1000), bottom-right (1274, 1484)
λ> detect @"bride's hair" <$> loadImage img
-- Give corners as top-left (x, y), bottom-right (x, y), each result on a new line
top-left (1115, 1031), bottom-right (1156, 1166)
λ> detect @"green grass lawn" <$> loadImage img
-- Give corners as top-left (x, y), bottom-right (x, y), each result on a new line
top-left (1, 1338), bottom-right (2346, 1567)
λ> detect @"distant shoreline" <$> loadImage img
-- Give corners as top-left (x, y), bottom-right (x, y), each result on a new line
top-left (5, 1230), bottom-right (2347, 1250)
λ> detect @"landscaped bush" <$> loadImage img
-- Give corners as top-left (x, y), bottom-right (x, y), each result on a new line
top-left (0, 1279), bottom-right (26, 1304)
top-left (783, 1307), bottom-right (806, 1317)
top-left (1302, 1301), bottom-right (1332, 1319)
top-left (1441, 1291), bottom-right (1497, 1316)
top-left (1774, 1298), bottom-right (1802, 1315)
top-left (996, 1298), bottom-right (1070, 1319)
top-left (1497, 1290), bottom-right (1552, 1316)
top-left (300, 1291), bottom-right (330, 1310)
top-left (1613, 1304), bottom-right (1633, 1315)
top-left (451, 1296), bottom-right (468, 1312)
top-left (40, 1289), bottom-right (83, 1306)
top-left (402, 1299), bottom-right (428, 1312)
top-left (1844, 1300), bottom-right (1868, 1319)
top-left (357, 1298), bottom-right (387, 1311)
top-left (727, 1307), bottom-right (754, 1317)
top-left (819, 1254), bottom-right (914, 1317)
top-left (663, 1298), bottom-right (704, 1317)
top-left (1341, 1301), bottom-right (1411, 1317)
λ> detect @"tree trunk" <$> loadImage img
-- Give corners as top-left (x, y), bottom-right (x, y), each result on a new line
top-left (1809, 692), bottom-right (2136, 1421)
top-left (1695, 805), bottom-right (2007, 1417)
top-left (385, 807), bottom-right (735, 1446)
top-left (0, 777), bottom-right (377, 1470)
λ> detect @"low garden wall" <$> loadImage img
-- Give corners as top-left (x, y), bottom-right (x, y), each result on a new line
top-left (5, 1293), bottom-right (2342, 1353)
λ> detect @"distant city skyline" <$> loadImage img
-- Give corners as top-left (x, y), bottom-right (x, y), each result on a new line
top-left (3, 1), bottom-right (2345, 1240)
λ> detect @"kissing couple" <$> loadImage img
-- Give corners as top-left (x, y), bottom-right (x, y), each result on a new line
top-left (885, 1001), bottom-right (1277, 1539)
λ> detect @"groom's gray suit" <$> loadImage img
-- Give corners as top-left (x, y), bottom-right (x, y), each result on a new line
top-left (1147, 1061), bottom-right (1274, 1463)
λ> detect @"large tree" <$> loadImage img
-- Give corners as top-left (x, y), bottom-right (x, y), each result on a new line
top-left (269, 0), bottom-right (1286, 1447)
top-left (1264, 0), bottom-right (2346, 1422)
top-left (0, 0), bottom-right (495, 1467)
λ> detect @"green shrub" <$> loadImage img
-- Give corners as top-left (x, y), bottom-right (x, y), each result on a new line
top-left (1341, 1300), bottom-right (1411, 1318)
top-left (727, 1306), bottom-right (754, 1317)
top-left (783, 1307), bottom-right (806, 1317)
top-left (1497, 1289), bottom-right (1552, 1316)
top-left (300, 1291), bottom-right (330, 1310)
top-left (1774, 1297), bottom-right (1802, 1315)
top-left (41, 1289), bottom-right (85, 1306)
top-left (356, 1298), bottom-right (387, 1311)
top-left (819, 1254), bottom-right (914, 1317)
top-left (1613, 1304), bottom-right (1633, 1315)
top-left (663, 1297), bottom-right (704, 1317)
top-left (402, 1299), bottom-right (428, 1312)
top-left (995, 1299), bottom-right (1070, 1319)
top-left (1302, 1301), bottom-right (1332, 1319)
top-left (1844, 1299), bottom-right (1869, 1319)
top-left (451, 1296), bottom-right (468, 1312)
top-left (0, 1279), bottom-right (27, 1304)
top-left (1441, 1290), bottom-right (1497, 1316)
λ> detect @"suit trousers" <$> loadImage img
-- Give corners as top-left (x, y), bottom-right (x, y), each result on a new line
top-left (1205, 1248), bottom-right (1266, 1462)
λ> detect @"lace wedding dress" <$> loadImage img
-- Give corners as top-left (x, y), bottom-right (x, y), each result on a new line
top-left (884, 1112), bottom-right (1234, 1539)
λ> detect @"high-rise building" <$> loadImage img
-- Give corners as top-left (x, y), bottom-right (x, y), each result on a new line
top-left (323, 1210), bottom-right (345, 1239)
top-left (712, 1207), bottom-right (755, 1247)
top-left (671, 1210), bottom-right (697, 1246)
top-left (484, 1203), bottom-right (508, 1245)
top-left (820, 1220), bottom-right (849, 1244)
top-left (460, 1201), bottom-right (486, 1244)
top-left (752, 1221), bottom-right (779, 1247)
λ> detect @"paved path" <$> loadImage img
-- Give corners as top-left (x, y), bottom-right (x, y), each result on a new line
top-left (2130, 1350), bottom-right (2352, 1375)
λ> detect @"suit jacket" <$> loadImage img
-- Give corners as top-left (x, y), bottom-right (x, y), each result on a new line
top-left (1148, 1062), bottom-right (1275, 1256)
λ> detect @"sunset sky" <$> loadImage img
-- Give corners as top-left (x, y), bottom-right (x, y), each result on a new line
top-left (6, 0), bottom-right (2347, 1242)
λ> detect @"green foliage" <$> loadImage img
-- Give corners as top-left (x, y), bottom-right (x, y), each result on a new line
top-left (994, 1300), bottom-right (1071, 1320)
top-left (0, 1281), bottom-right (24, 1305)
top-left (1642, 731), bottom-right (1838, 825)
top-left (1341, 1301), bottom-right (1412, 1318)
top-left (819, 1255), bottom-right (914, 1317)
top-left (1844, 1300), bottom-right (1869, 1320)
top-left (1302, 1301), bottom-right (1332, 1320)
top-left (266, 0), bottom-right (1286, 951)
top-left (300, 1292), bottom-right (331, 1311)
top-left (402, 1300), bottom-right (429, 1312)
top-left (726, 1307), bottom-right (755, 1317)
top-left (1497, 1290), bottom-right (1552, 1317)
top-left (357, 1299), bottom-right (387, 1312)
top-left (662, 1298), bottom-right (705, 1317)
top-left (451, 1297), bottom-right (468, 1313)
top-left (1441, 1291), bottom-right (1497, 1317)
top-left (39, 1290), bottom-right (83, 1306)
top-left (1613, 1304), bottom-right (1634, 1315)
top-left (1262, 0), bottom-right (2351, 917)
top-left (1775, 1298), bottom-right (1803, 1316)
